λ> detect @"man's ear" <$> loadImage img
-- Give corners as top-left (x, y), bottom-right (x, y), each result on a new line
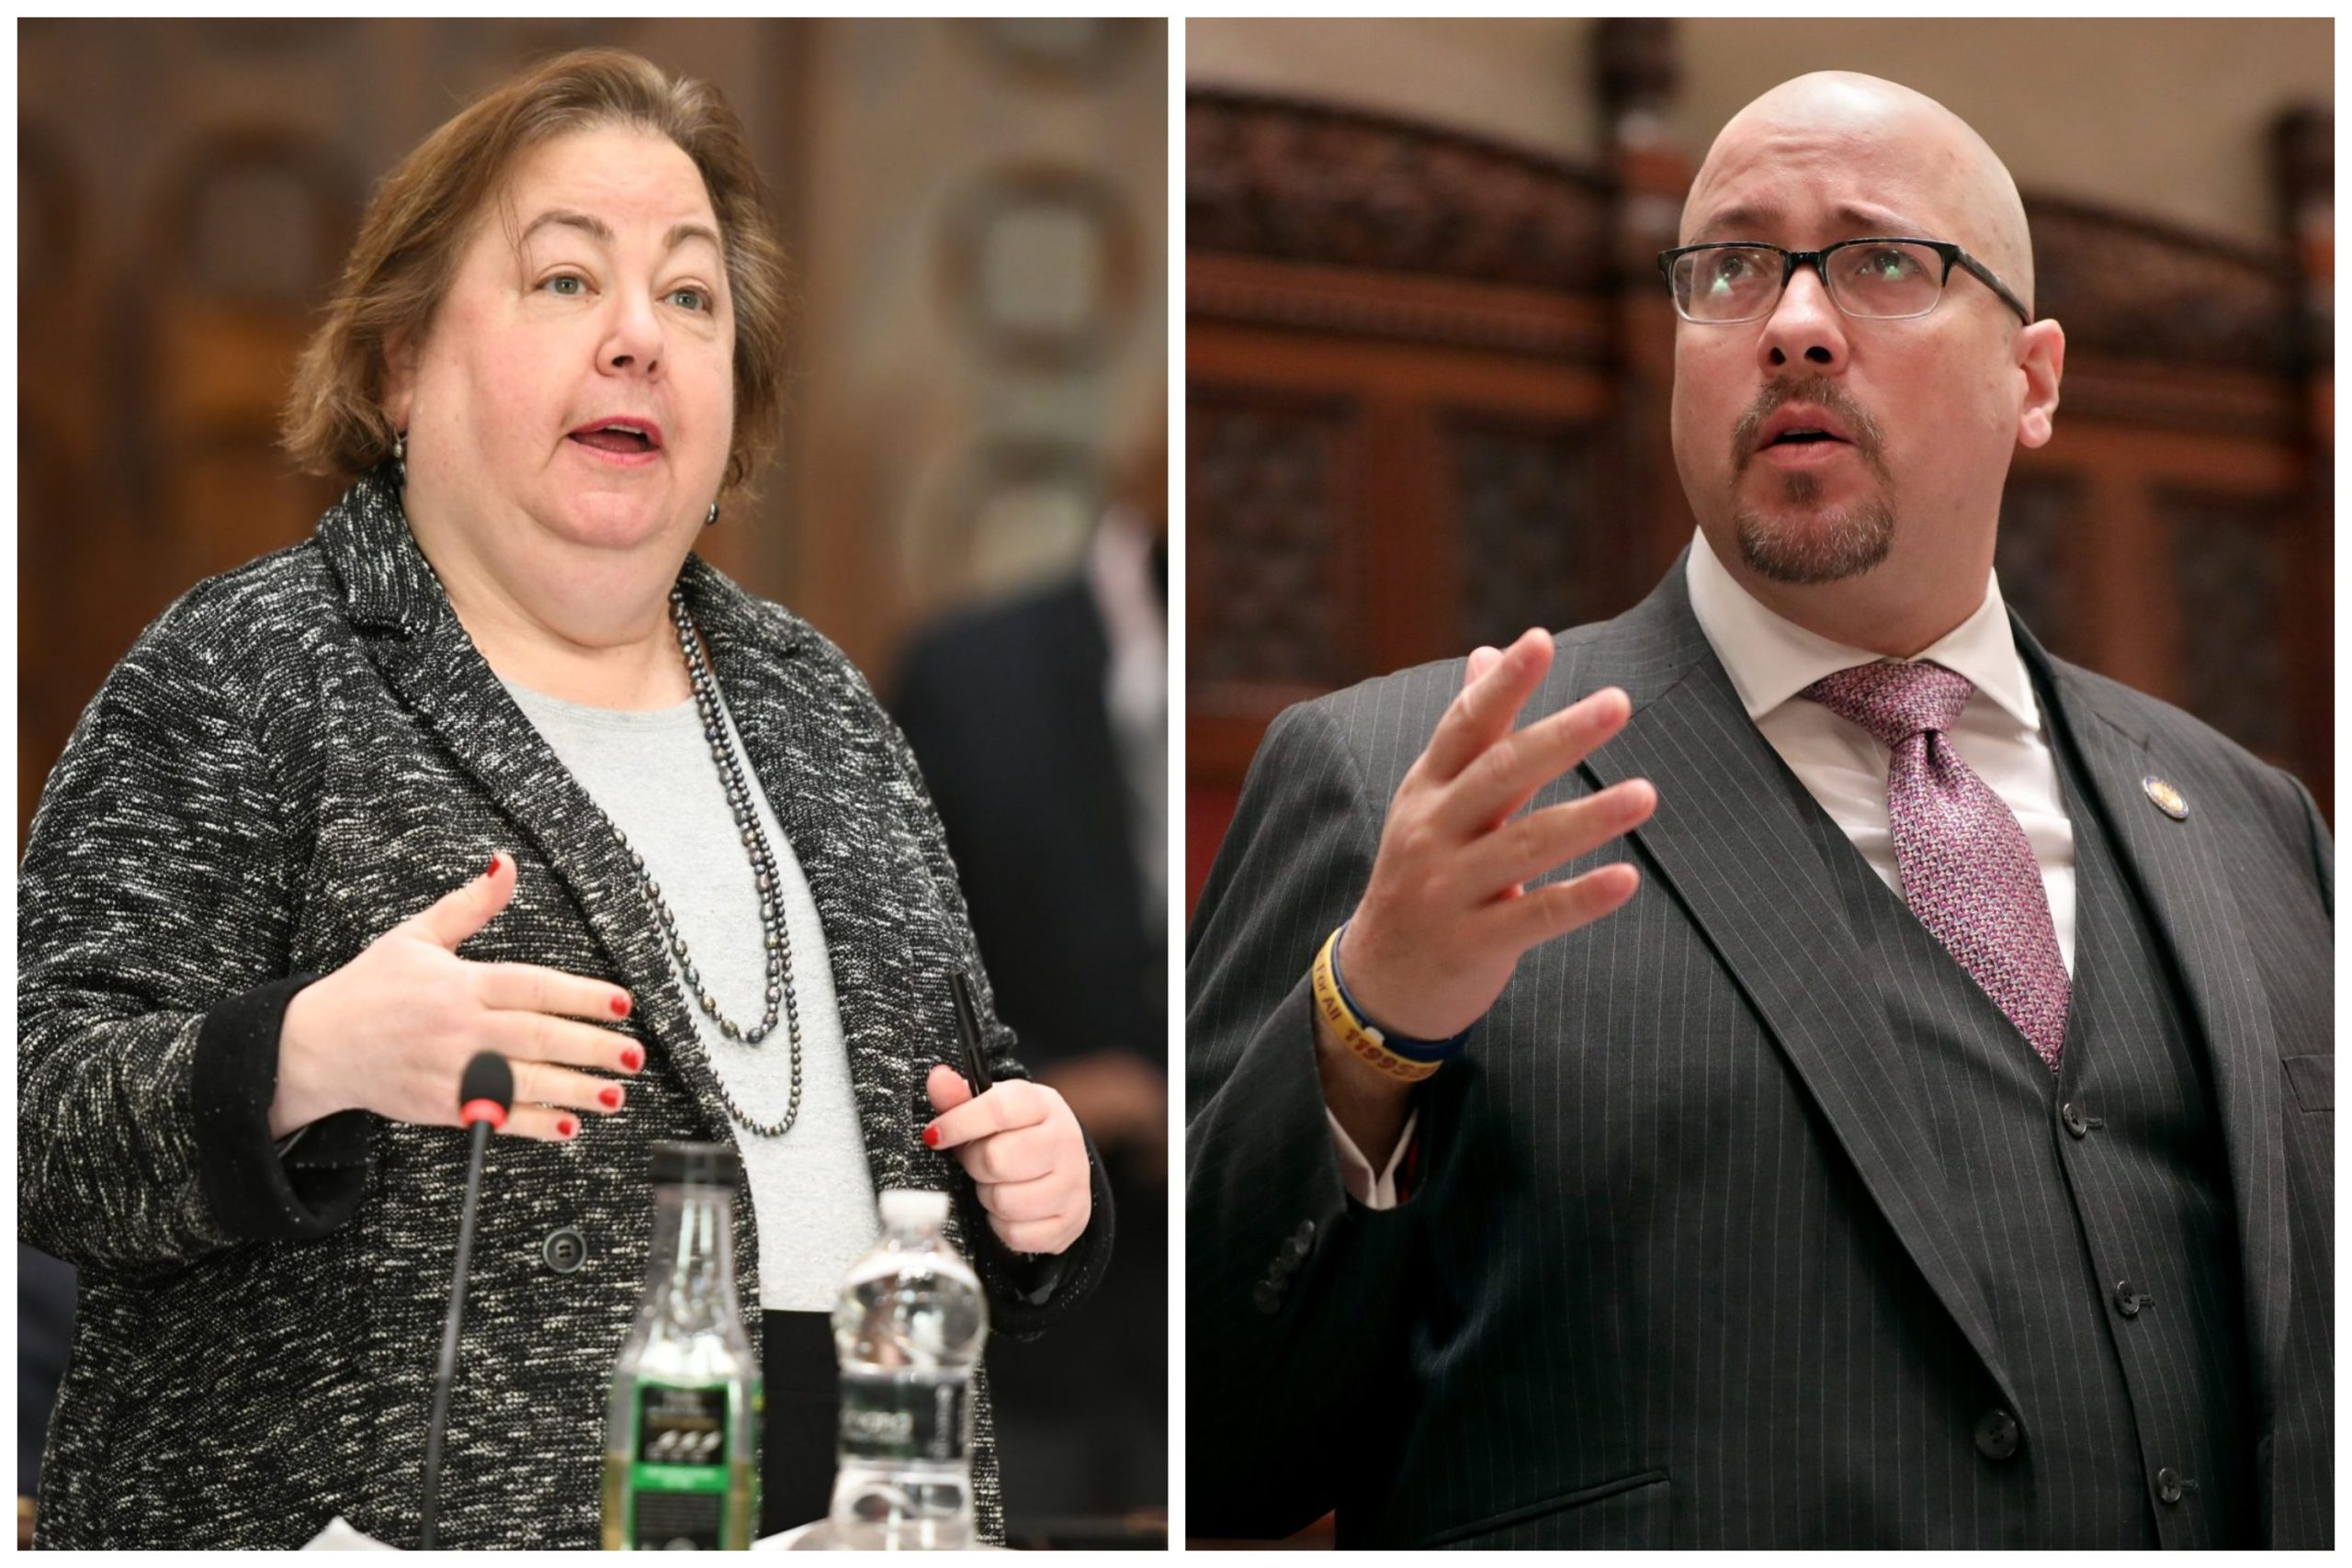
top-left (2016, 318), bottom-right (2064, 449)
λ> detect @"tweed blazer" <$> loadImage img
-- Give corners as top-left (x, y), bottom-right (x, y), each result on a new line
top-left (1186, 558), bottom-right (2331, 1547)
top-left (19, 467), bottom-right (1114, 1549)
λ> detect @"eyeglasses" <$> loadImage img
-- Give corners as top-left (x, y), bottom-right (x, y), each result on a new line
top-left (1657, 238), bottom-right (2032, 327)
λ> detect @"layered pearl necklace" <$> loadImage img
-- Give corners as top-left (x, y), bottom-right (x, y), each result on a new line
top-left (597, 587), bottom-right (804, 1137)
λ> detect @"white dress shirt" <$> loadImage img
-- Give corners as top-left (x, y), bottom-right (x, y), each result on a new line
top-left (1329, 530), bottom-right (2077, 1208)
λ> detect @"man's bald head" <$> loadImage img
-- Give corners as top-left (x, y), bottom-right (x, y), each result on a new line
top-left (1683, 72), bottom-right (2033, 316)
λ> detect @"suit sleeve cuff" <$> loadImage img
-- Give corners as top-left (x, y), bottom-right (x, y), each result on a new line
top-left (190, 974), bottom-right (371, 1242)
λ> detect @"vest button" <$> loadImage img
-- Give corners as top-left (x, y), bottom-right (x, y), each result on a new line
top-left (1973, 1408), bottom-right (2020, 1461)
top-left (2114, 1280), bottom-right (2144, 1318)
top-left (2061, 1101), bottom-right (2089, 1138)
top-left (2155, 1467), bottom-right (2186, 1505)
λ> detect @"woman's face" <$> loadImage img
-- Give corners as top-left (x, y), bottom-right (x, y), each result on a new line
top-left (389, 123), bottom-right (734, 565)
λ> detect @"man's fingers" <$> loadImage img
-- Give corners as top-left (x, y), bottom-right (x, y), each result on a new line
top-left (406, 852), bottom-right (517, 951)
top-left (1438, 686), bottom-right (1634, 837)
top-left (1459, 779), bottom-right (1657, 896)
top-left (1464, 644), bottom-right (1503, 687)
top-left (1417, 628), bottom-right (1554, 785)
top-left (476, 961), bottom-right (633, 1024)
top-left (1486, 861), bottom-right (1644, 952)
top-left (925, 1080), bottom-right (1048, 1151)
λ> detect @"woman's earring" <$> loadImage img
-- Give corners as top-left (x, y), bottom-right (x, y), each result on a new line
top-left (705, 501), bottom-right (719, 528)
top-left (393, 432), bottom-right (407, 489)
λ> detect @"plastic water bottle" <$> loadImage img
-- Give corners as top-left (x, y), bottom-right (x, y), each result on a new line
top-left (796, 1189), bottom-right (987, 1550)
top-left (602, 1142), bottom-right (760, 1550)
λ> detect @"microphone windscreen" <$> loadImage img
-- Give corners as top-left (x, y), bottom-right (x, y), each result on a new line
top-left (459, 1052), bottom-right (514, 1114)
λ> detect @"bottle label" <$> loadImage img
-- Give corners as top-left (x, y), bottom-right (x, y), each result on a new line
top-left (838, 1371), bottom-right (968, 1464)
top-left (627, 1382), bottom-right (737, 1549)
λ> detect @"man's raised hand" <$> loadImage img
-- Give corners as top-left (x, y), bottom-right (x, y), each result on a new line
top-left (1338, 627), bottom-right (1657, 1050)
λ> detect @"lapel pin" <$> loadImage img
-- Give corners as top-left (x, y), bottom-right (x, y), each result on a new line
top-left (2141, 775), bottom-right (2188, 821)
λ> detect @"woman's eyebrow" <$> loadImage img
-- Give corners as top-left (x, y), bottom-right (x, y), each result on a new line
top-left (517, 209), bottom-right (720, 258)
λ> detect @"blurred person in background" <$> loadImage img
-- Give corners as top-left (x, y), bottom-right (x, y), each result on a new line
top-left (17, 48), bottom-right (1110, 1549)
top-left (893, 413), bottom-right (1169, 1538)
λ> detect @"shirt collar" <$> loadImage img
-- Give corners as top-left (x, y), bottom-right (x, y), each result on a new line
top-left (1683, 527), bottom-right (2040, 731)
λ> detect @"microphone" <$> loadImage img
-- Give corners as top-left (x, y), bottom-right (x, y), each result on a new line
top-left (419, 1052), bottom-right (512, 1549)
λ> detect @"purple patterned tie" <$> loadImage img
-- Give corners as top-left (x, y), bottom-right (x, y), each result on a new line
top-left (1803, 660), bottom-right (2071, 1072)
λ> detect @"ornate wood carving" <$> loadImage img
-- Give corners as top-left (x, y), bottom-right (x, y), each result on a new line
top-left (1993, 471), bottom-right (2090, 667)
top-left (1187, 389), bottom-right (1354, 688)
top-left (2027, 195), bottom-right (2301, 375)
top-left (2161, 488), bottom-right (2296, 765)
top-left (1448, 415), bottom-right (1610, 651)
top-left (1188, 89), bottom-right (1613, 291)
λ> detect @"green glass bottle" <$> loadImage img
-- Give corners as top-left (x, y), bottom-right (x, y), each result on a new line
top-left (602, 1141), bottom-right (760, 1550)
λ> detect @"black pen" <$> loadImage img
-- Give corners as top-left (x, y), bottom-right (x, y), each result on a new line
top-left (948, 970), bottom-right (993, 1093)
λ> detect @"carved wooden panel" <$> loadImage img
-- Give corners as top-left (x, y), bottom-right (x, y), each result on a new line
top-left (1187, 389), bottom-right (1354, 688)
top-left (2030, 196), bottom-right (2301, 374)
top-left (1188, 89), bottom-right (1613, 290)
top-left (2162, 489), bottom-right (2297, 764)
top-left (1994, 471), bottom-right (2091, 667)
top-left (1447, 415), bottom-right (1611, 650)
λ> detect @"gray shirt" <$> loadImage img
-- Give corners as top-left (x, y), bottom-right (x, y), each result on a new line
top-left (504, 678), bottom-right (879, 1311)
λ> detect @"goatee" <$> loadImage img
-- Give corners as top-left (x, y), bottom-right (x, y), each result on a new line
top-left (1733, 484), bottom-right (1897, 584)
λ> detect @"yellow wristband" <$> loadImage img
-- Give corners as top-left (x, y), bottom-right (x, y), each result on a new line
top-left (1311, 929), bottom-right (1444, 1083)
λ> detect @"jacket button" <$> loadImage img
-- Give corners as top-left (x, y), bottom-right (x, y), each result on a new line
top-left (2154, 1467), bottom-right (2185, 1505)
top-left (542, 1226), bottom-right (588, 1274)
top-left (1293, 1219), bottom-right (1317, 1248)
top-left (2061, 1101), bottom-right (2089, 1138)
top-left (2113, 1280), bottom-right (2143, 1318)
top-left (1973, 1408), bottom-right (2020, 1461)
top-left (1251, 1280), bottom-right (1283, 1315)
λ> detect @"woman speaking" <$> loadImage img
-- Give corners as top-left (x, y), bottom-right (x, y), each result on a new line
top-left (18, 49), bottom-right (1112, 1549)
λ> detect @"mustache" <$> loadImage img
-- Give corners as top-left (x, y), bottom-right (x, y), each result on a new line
top-left (1730, 377), bottom-right (1890, 479)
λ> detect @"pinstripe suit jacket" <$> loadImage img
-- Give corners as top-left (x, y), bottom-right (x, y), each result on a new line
top-left (1186, 558), bottom-right (2331, 1547)
top-left (19, 467), bottom-right (1112, 1548)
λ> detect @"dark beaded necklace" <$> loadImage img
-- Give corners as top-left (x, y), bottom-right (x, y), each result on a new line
top-left (602, 589), bottom-right (804, 1137)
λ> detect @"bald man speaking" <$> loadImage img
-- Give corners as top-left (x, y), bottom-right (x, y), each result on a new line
top-left (1187, 73), bottom-right (2331, 1549)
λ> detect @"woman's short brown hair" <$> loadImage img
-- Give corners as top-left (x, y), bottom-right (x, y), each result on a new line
top-left (282, 48), bottom-right (790, 492)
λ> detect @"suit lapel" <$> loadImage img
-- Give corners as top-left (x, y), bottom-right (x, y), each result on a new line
top-left (1571, 563), bottom-right (2022, 1417)
top-left (2026, 628), bottom-right (2290, 1430)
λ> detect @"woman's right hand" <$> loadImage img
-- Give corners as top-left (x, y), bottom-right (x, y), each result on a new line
top-left (270, 852), bottom-right (642, 1142)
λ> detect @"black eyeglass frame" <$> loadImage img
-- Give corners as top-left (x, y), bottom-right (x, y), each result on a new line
top-left (1657, 237), bottom-right (2033, 327)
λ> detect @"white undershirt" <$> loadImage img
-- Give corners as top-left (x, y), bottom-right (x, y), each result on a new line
top-left (1330, 531), bottom-right (2077, 1207)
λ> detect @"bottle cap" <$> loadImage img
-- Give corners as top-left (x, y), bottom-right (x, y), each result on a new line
top-left (650, 1140), bottom-right (741, 1188)
top-left (878, 1189), bottom-right (950, 1230)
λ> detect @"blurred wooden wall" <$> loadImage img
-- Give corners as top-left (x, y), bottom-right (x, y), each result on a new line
top-left (1184, 22), bottom-right (2331, 913)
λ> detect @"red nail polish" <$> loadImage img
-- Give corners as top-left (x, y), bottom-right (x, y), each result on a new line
top-left (600, 1086), bottom-right (622, 1110)
top-left (484, 852), bottom-right (501, 878)
top-left (610, 994), bottom-right (632, 1019)
top-left (559, 1117), bottom-right (577, 1138)
top-left (621, 1046), bottom-right (645, 1073)
top-left (922, 1124), bottom-right (941, 1148)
